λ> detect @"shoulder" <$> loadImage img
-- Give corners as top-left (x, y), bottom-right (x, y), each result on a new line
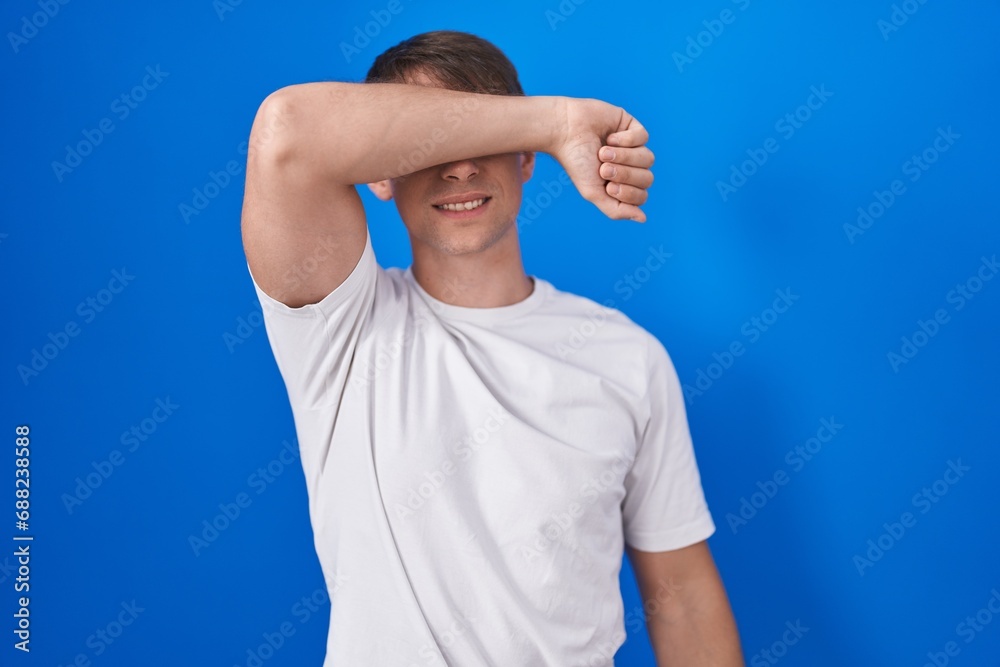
top-left (540, 277), bottom-right (658, 336)
top-left (537, 277), bottom-right (637, 327)
top-left (536, 277), bottom-right (668, 373)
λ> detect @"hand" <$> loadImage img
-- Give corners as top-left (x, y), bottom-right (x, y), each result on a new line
top-left (551, 97), bottom-right (655, 222)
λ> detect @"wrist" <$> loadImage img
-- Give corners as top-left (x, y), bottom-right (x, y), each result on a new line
top-left (534, 95), bottom-right (570, 158)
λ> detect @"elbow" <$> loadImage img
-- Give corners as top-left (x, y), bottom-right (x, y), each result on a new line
top-left (246, 87), bottom-right (300, 164)
top-left (248, 82), bottom-right (362, 181)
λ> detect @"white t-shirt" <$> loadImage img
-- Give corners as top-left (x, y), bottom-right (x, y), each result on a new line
top-left (247, 229), bottom-right (716, 667)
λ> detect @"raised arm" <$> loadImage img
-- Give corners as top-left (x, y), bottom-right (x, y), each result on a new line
top-left (241, 81), bottom-right (653, 307)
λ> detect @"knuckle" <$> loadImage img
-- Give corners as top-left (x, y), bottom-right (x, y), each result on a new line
top-left (625, 187), bottom-right (646, 205)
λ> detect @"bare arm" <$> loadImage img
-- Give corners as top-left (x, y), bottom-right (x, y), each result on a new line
top-left (269, 82), bottom-right (566, 184)
top-left (241, 82), bottom-right (653, 307)
top-left (627, 541), bottom-right (744, 666)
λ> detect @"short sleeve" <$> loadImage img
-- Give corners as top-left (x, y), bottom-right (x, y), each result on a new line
top-left (246, 229), bottom-right (377, 411)
top-left (621, 334), bottom-right (716, 551)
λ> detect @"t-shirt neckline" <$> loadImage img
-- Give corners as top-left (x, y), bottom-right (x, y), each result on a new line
top-left (404, 268), bottom-right (547, 324)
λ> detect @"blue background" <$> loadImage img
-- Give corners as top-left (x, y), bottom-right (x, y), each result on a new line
top-left (4, 1), bottom-right (999, 665)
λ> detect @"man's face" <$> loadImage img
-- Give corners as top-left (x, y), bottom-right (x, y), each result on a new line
top-left (368, 70), bottom-right (536, 256)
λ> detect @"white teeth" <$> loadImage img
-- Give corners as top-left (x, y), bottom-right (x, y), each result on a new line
top-left (436, 198), bottom-right (486, 211)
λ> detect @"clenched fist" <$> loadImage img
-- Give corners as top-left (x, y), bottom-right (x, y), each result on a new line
top-left (550, 97), bottom-right (655, 223)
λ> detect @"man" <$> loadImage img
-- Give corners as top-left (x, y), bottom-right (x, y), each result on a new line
top-left (241, 29), bottom-right (742, 666)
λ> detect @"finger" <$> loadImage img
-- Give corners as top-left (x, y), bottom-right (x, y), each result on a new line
top-left (606, 116), bottom-right (649, 148)
top-left (606, 181), bottom-right (649, 207)
top-left (599, 145), bottom-right (655, 169)
top-left (599, 162), bottom-right (654, 190)
top-left (586, 189), bottom-right (646, 223)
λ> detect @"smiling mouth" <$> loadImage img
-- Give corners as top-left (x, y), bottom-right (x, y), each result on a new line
top-left (433, 197), bottom-right (491, 212)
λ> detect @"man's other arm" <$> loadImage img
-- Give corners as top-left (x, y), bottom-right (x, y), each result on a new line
top-left (240, 83), bottom-right (653, 307)
top-left (627, 541), bottom-right (744, 666)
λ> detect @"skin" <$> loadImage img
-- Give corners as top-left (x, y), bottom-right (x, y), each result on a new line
top-left (240, 67), bottom-right (742, 665)
top-left (241, 72), bottom-right (654, 308)
top-left (366, 71), bottom-right (540, 306)
top-left (629, 542), bottom-right (744, 666)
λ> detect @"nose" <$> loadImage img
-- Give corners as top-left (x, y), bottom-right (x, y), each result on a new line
top-left (441, 158), bottom-right (479, 182)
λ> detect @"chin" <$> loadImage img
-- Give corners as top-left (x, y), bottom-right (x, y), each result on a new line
top-left (417, 217), bottom-right (516, 256)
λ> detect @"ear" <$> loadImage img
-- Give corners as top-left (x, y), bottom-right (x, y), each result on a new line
top-left (519, 151), bottom-right (536, 183)
top-left (367, 179), bottom-right (393, 201)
